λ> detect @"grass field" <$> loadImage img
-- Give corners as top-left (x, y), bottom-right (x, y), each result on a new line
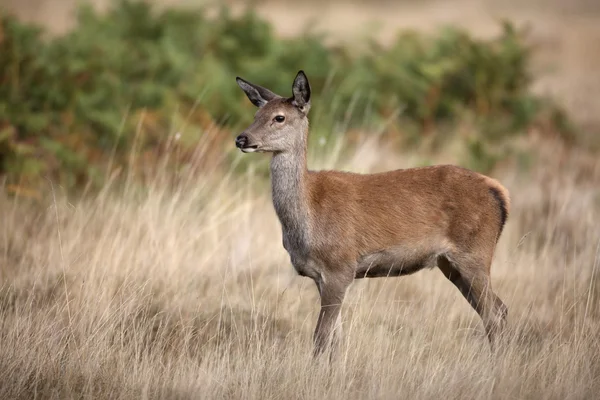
top-left (1, 134), bottom-right (599, 399)
top-left (2, 1), bottom-right (600, 397)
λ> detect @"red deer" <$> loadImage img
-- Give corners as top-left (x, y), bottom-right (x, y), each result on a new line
top-left (235, 71), bottom-right (509, 355)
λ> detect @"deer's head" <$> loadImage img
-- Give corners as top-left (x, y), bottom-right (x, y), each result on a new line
top-left (235, 71), bottom-right (311, 154)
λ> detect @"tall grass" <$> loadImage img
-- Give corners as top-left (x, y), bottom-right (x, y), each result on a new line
top-left (1, 134), bottom-right (599, 399)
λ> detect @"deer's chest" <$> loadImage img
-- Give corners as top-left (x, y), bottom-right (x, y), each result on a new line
top-left (281, 227), bottom-right (320, 281)
top-left (270, 173), bottom-right (316, 279)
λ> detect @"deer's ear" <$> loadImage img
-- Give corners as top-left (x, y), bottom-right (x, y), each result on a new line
top-left (292, 70), bottom-right (311, 114)
top-left (236, 77), bottom-right (280, 108)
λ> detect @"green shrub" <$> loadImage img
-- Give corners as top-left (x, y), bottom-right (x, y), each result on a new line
top-left (0, 0), bottom-right (574, 194)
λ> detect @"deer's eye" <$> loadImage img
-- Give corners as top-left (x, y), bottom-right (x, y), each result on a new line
top-left (274, 115), bottom-right (285, 123)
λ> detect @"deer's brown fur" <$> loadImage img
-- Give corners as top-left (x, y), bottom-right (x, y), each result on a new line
top-left (235, 71), bottom-right (509, 355)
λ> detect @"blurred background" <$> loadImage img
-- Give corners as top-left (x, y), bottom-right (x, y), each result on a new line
top-left (1, 0), bottom-right (599, 195)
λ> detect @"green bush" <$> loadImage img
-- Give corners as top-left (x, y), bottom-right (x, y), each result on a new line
top-left (0, 0), bottom-right (574, 194)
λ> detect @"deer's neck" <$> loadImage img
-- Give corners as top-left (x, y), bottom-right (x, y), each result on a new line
top-left (270, 144), bottom-right (311, 255)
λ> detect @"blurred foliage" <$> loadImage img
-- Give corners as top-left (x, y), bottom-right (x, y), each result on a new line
top-left (0, 0), bottom-right (576, 194)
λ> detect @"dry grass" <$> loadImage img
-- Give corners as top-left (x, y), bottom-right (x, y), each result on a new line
top-left (2, 2), bottom-right (599, 397)
top-left (1, 136), bottom-right (599, 399)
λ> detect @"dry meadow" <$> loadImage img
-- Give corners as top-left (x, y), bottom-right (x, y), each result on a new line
top-left (2, 1), bottom-right (600, 398)
top-left (1, 134), bottom-right (599, 399)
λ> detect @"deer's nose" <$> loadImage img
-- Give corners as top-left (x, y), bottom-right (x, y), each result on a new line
top-left (235, 134), bottom-right (248, 149)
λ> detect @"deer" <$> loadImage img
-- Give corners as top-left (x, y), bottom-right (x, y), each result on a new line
top-left (234, 70), bottom-right (510, 356)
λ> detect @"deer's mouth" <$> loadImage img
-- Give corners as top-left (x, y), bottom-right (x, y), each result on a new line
top-left (240, 145), bottom-right (259, 153)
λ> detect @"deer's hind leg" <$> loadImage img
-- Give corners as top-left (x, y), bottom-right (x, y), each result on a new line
top-left (438, 253), bottom-right (507, 348)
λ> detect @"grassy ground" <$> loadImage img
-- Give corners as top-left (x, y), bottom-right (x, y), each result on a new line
top-left (2, 2), bottom-right (600, 398)
top-left (1, 134), bottom-right (599, 399)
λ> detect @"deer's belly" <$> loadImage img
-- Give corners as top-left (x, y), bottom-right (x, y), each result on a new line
top-left (354, 247), bottom-right (439, 279)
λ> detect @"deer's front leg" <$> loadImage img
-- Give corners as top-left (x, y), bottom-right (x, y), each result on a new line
top-left (313, 275), bottom-right (351, 357)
